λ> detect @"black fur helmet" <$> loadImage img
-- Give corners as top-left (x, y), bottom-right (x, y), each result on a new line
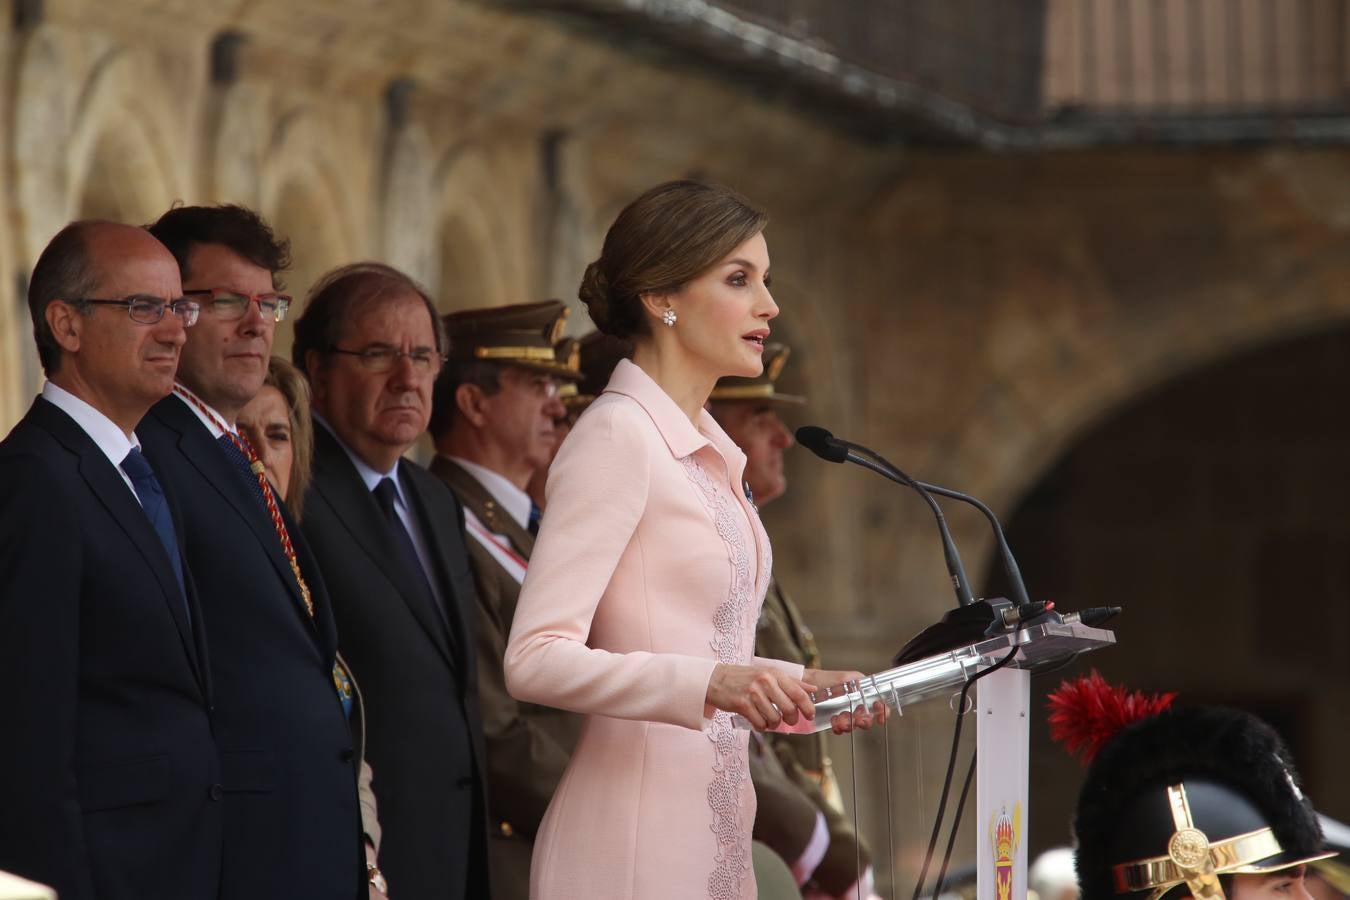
top-left (1050, 673), bottom-right (1332, 899)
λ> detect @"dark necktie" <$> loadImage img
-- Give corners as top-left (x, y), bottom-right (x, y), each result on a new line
top-left (121, 448), bottom-right (188, 612)
top-left (528, 501), bottom-right (542, 537)
top-left (217, 433), bottom-right (268, 510)
top-left (373, 477), bottom-right (442, 620)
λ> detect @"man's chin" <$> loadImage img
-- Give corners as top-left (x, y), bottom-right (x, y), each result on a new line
top-left (754, 479), bottom-right (787, 505)
top-left (377, 422), bottom-right (427, 450)
top-left (139, 375), bottom-right (178, 403)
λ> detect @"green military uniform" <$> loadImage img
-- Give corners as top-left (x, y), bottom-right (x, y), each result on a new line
top-left (712, 345), bottom-right (871, 897)
top-left (754, 578), bottom-right (871, 896)
top-left (431, 301), bottom-right (583, 900)
top-left (559, 331), bottom-right (630, 419)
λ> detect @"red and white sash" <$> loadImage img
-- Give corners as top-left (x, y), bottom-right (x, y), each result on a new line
top-left (464, 508), bottom-right (528, 584)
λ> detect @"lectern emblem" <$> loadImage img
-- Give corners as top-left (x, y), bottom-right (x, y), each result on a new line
top-left (989, 803), bottom-right (1022, 900)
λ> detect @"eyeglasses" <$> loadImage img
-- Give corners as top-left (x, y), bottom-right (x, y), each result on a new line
top-left (329, 345), bottom-right (445, 374)
top-left (508, 372), bottom-right (562, 399)
top-left (71, 295), bottom-right (201, 326)
top-left (182, 289), bottom-right (292, 323)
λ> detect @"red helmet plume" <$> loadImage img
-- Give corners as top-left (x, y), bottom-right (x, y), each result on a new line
top-left (1047, 670), bottom-right (1176, 765)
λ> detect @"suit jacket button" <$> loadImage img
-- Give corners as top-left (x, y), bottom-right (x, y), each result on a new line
top-left (499, 821), bottom-right (514, 837)
top-left (209, 784), bottom-right (223, 801)
top-left (339, 748), bottom-right (354, 763)
top-left (456, 776), bottom-right (472, 789)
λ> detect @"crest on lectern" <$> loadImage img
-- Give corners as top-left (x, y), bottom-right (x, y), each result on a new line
top-left (989, 802), bottom-right (1023, 900)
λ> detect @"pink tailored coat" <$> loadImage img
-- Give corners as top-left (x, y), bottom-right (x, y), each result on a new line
top-left (504, 359), bottom-right (804, 900)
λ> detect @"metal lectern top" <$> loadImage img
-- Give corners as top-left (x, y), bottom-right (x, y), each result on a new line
top-left (768, 620), bottom-right (1116, 735)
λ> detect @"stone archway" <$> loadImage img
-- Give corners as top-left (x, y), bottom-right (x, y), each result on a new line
top-left (11, 27), bottom-right (74, 265)
top-left (66, 49), bottom-right (183, 224)
top-left (432, 142), bottom-right (537, 313)
top-left (7, 33), bottom-right (184, 421)
top-left (378, 123), bottom-right (436, 288)
top-left (266, 175), bottom-right (350, 359)
top-left (8, 28), bottom-right (75, 414)
top-left (990, 323), bottom-right (1350, 856)
top-left (0, 23), bottom-right (22, 430)
top-left (437, 212), bottom-right (502, 313)
top-left (204, 79), bottom-right (272, 208)
top-left (75, 127), bottom-right (177, 224)
top-left (833, 149), bottom-right (1350, 649)
top-left (258, 107), bottom-right (361, 357)
top-left (942, 233), bottom-right (1350, 584)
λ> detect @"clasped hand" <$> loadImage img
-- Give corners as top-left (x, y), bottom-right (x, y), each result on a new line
top-left (803, 668), bottom-right (888, 735)
top-left (707, 665), bottom-right (887, 734)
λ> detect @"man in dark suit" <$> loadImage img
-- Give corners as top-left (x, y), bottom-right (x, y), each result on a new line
top-left (294, 262), bottom-right (491, 900)
top-left (137, 206), bottom-right (365, 900)
top-left (427, 300), bottom-right (582, 900)
top-left (0, 222), bottom-right (220, 899)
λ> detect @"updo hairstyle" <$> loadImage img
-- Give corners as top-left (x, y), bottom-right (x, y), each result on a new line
top-left (579, 180), bottom-right (768, 338)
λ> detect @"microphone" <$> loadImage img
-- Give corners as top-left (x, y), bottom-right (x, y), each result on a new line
top-left (795, 425), bottom-right (849, 463)
top-left (910, 480), bottom-right (1029, 610)
top-left (798, 426), bottom-right (1031, 610)
top-left (797, 425), bottom-right (1067, 665)
top-left (797, 426), bottom-right (976, 608)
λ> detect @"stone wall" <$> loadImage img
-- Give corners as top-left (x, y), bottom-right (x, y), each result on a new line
top-left (4, 0), bottom-right (1350, 888)
top-left (1002, 323), bottom-right (1350, 852)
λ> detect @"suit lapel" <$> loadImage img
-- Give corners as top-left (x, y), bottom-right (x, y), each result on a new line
top-left (313, 427), bottom-right (457, 672)
top-left (286, 502), bottom-right (339, 661)
top-left (429, 456), bottom-right (534, 558)
top-left (401, 464), bottom-right (475, 672)
top-left (151, 397), bottom-right (316, 633)
top-left (32, 399), bottom-right (207, 694)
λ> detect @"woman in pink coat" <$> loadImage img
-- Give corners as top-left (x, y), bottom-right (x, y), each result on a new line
top-left (504, 180), bottom-right (877, 899)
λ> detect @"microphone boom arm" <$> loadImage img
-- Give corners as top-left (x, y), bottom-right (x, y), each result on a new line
top-left (839, 448), bottom-right (977, 607)
top-left (913, 480), bottom-right (1031, 610)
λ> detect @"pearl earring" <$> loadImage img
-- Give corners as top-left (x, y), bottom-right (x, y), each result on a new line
top-left (661, 308), bottom-right (677, 327)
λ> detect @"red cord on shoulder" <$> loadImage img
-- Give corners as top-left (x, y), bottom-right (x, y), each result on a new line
top-left (1047, 670), bottom-right (1176, 765)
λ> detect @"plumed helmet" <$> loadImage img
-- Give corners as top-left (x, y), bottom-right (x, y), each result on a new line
top-left (1050, 672), bottom-right (1332, 899)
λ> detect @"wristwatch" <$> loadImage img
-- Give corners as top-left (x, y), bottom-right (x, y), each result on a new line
top-left (366, 861), bottom-right (388, 895)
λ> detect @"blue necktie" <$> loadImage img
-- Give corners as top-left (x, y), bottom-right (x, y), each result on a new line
top-left (373, 478), bottom-right (442, 620)
top-left (217, 433), bottom-right (268, 510)
top-left (121, 448), bottom-right (188, 612)
top-left (528, 501), bottom-right (542, 536)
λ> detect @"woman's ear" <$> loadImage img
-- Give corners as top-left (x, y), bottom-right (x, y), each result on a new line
top-left (638, 291), bottom-right (673, 327)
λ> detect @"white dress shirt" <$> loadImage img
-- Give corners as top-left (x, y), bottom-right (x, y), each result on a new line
top-left (41, 381), bottom-right (143, 504)
top-left (314, 414), bottom-right (446, 611)
top-left (440, 454), bottom-right (532, 583)
top-left (171, 385), bottom-right (238, 438)
top-left (442, 455), bottom-right (532, 532)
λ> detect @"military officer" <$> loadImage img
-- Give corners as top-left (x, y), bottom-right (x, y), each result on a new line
top-left (709, 343), bottom-right (873, 900)
top-left (525, 330), bottom-right (632, 508)
top-left (559, 331), bottom-right (630, 420)
top-left (427, 300), bottom-right (583, 900)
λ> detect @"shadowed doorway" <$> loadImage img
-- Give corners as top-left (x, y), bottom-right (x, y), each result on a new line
top-left (985, 324), bottom-right (1350, 859)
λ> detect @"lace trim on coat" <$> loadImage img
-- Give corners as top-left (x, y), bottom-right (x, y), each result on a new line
top-left (680, 455), bottom-right (758, 899)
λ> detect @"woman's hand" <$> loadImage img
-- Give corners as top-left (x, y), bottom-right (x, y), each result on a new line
top-left (801, 668), bottom-right (889, 735)
top-left (801, 668), bottom-right (865, 693)
top-left (706, 663), bottom-right (815, 731)
top-left (830, 700), bottom-right (888, 734)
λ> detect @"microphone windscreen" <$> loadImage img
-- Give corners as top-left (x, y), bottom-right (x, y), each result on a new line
top-left (795, 426), bottom-right (848, 463)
